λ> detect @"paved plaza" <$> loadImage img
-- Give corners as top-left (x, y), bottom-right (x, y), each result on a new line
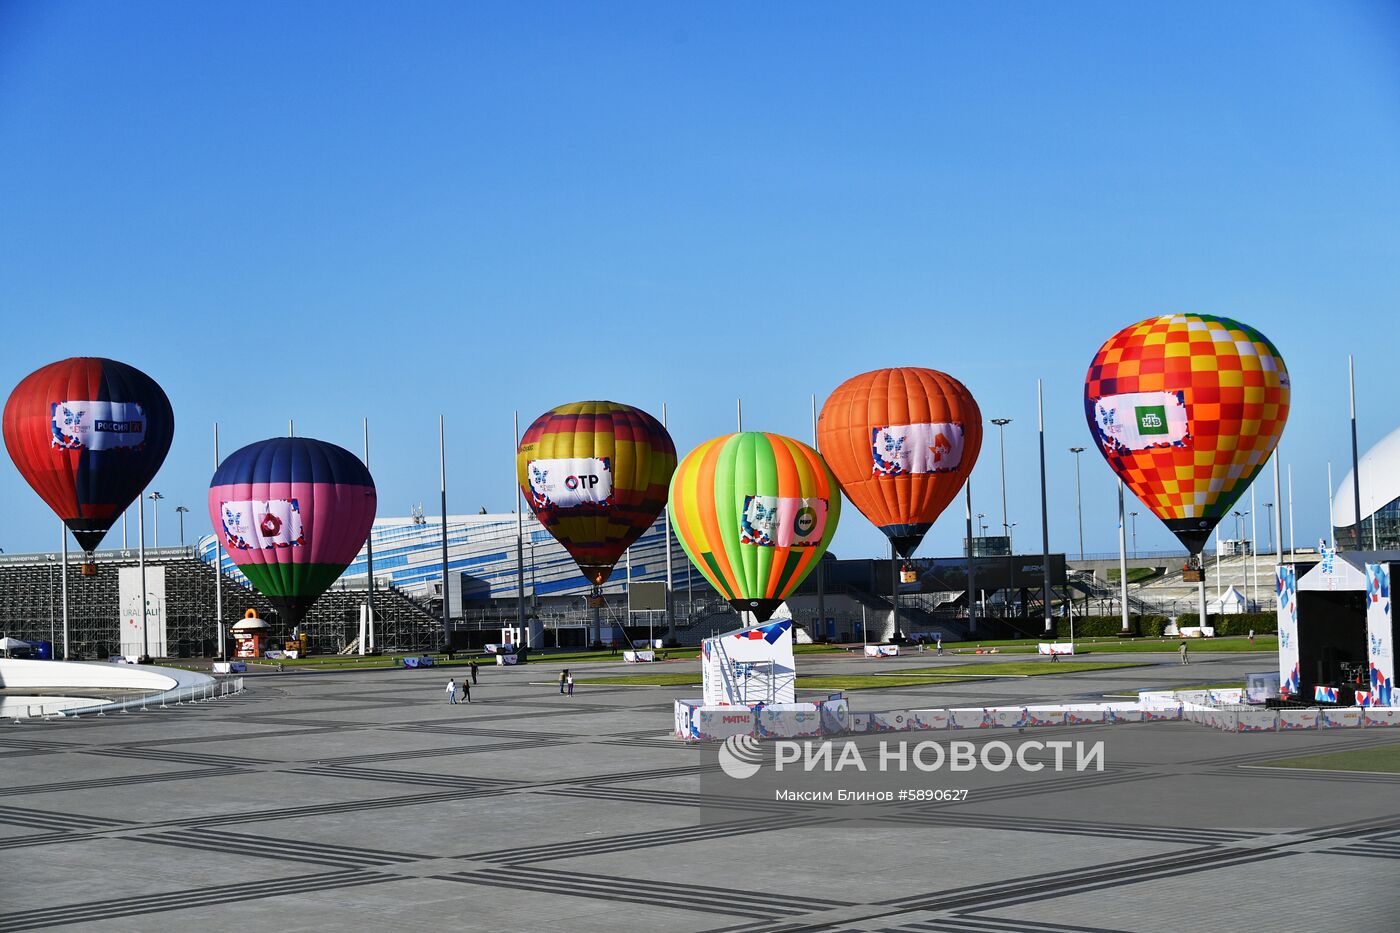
top-left (2, 651), bottom-right (1397, 932)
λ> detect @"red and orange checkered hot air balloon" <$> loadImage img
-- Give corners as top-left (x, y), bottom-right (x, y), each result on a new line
top-left (1083, 314), bottom-right (1290, 557)
top-left (517, 401), bottom-right (676, 591)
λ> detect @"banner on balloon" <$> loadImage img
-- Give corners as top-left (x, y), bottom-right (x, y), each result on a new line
top-left (220, 499), bottom-right (305, 550)
top-left (870, 423), bottom-right (965, 475)
top-left (1365, 563), bottom-right (1393, 706)
top-left (50, 401), bottom-right (147, 450)
top-left (525, 457), bottom-right (614, 509)
top-left (1090, 391), bottom-right (1190, 453)
top-left (740, 496), bottom-right (827, 547)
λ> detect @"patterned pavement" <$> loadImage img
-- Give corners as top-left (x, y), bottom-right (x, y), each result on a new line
top-left (1, 652), bottom-right (1397, 931)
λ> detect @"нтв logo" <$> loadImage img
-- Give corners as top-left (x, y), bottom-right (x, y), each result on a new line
top-left (718, 734), bottom-right (764, 780)
top-left (1135, 405), bottom-right (1168, 434)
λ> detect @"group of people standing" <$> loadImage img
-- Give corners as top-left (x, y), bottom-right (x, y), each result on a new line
top-left (445, 660), bottom-right (480, 704)
top-left (445, 660), bottom-right (577, 704)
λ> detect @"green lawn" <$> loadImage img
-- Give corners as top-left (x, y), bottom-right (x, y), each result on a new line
top-left (1107, 567), bottom-right (1164, 585)
top-left (574, 671), bottom-right (968, 691)
top-left (894, 661), bottom-right (1151, 677)
top-left (574, 659), bottom-right (1148, 691)
top-left (1251, 744), bottom-right (1400, 774)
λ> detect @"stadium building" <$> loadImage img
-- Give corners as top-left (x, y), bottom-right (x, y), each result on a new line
top-left (0, 511), bottom-right (707, 660)
top-left (1332, 424), bottom-right (1400, 551)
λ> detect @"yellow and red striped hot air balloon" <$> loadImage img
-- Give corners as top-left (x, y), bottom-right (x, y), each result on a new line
top-left (669, 432), bottom-right (841, 623)
top-left (516, 401), bottom-right (676, 589)
top-left (1083, 313), bottom-right (1290, 556)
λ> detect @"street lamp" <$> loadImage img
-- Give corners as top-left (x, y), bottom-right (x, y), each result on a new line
top-left (1068, 447), bottom-right (1086, 560)
top-left (977, 513), bottom-right (987, 538)
top-left (46, 555), bottom-right (56, 647)
top-left (1009, 522), bottom-right (1018, 554)
top-left (175, 506), bottom-right (189, 548)
top-left (1264, 502), bottom-right (1274, 553)
top-left (148, 492), bottom-right (164, 548)
top-left (990, 418), bottom-right (1013, 544)
top-left (1232, 511), bottom-right (1249, 552)
top-left (1129, 511), bottom-right (1138, 559)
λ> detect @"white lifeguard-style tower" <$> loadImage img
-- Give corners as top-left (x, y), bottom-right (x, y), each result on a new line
top-left (701, 619), bottom-right (797, 706)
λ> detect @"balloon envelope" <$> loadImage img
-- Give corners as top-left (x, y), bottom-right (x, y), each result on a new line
top-left (517, 401), bottom-right (676, 586)
top-left (1083, 313), bottom-right (1290, 554)
top-left (3, 357), bottom-right (174, 552)
top-left (208, 437), bottom-right (376, 626)
top-left (669, 432), bottom-right (841, 623)
top-left (818, 367), bottom-right (981, 558)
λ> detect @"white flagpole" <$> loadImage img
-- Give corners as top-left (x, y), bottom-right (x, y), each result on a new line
top-left (663, 402), bottom-right (674, 642)
top-left (215, 422), bottom-right (224, 660)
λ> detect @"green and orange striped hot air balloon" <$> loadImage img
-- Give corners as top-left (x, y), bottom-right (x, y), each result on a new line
top-left (517, 401), bottom-right (676, 589)
top-left (669, 432), bottom-right (841, 624)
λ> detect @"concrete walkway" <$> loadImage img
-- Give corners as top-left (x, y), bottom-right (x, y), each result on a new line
top-left (0, 651), bottom-right (1395, 931)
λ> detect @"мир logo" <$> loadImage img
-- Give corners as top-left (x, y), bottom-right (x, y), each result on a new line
top-left (718, 734), bottom-right (764, 779)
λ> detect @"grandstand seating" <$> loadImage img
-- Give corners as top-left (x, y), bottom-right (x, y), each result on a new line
top-left (0, 553), bottom-right (441, 659)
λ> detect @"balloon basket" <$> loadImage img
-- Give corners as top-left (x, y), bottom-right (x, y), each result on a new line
top-left (80, 562), bottom-right (98, 577)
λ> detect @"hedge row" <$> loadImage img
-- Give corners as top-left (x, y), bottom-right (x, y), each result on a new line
top-left (1062, 615), bottom-right (1172, 637)
top-left (1174, 611), bottom-right (1277, 635)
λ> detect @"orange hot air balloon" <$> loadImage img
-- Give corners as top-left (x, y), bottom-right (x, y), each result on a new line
top-left (817, 368), bottom-right (982, 559)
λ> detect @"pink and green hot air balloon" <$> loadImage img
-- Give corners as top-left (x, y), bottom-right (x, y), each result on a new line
top-left (207, 437), bottom-right (376, 625)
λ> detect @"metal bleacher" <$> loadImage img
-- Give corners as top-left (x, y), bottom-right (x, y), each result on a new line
top-left (0, 548), bottom-right (441, 659)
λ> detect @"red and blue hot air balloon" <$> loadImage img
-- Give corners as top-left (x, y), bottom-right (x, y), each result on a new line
top-left (3, 357), bottom-right (175, 556)
top-left (207, 437), bottom-right (376, 626)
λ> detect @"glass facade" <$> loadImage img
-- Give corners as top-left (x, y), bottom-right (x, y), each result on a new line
top-left (198, 511), bottom-right (675, 617)
top-left (1334, 496), bottom-right (1400, 551)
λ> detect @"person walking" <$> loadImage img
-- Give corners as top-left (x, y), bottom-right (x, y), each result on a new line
top-left (566, 673), bottom-right (575, 697)
top-left (469, 660), bottom-right (479, 685)
top-left (1248, 629), bottom-right (1255, 647)
top-left (935, 634), bottom-right (943, 657)
top-left (1179, 641), bottom-right (1189, 665)
top-left (460, 677), bottom-right (471, 704)
top-left (559, 669), bottom-right (568, 695)
top-left (446, 678), bottom-right (458, 704)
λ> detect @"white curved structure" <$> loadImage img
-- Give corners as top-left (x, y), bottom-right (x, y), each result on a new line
top-left (0, 659), bottom-right (224, 718)
top-left (1332, 423), bottom-right (1400, 527)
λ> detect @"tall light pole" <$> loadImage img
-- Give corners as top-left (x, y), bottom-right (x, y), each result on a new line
top-left (991, 418), bottom-right (1012, 544)
top-left (977, 513), bottom-right (987, 537)
top-left (1129, 512), bottom-right (1138, 559)
top-left (1264, 502), bottom-right (1274, 553)
top-left (148, 491), bottom-right (164, 548)
top-left (1069, 447), bottom-right (1085, 560)
top-left (175, 506), bottom-right (189, 547)
top-left (47, 555), bottom-right (55, 648)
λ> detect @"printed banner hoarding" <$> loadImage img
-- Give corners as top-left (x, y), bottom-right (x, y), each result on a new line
top-left (1277, 565), bottom-right (1300, 696)
top-left (1365, 563), bottom-right (1394, 706)
top-left (118, 565), bottom-right (167, 657)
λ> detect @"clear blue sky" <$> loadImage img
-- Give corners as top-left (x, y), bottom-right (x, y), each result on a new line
top-left (2, 1), bottom-right (1398, 560)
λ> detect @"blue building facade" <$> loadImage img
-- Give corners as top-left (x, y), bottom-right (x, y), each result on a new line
top-left (198, 511), bottom-right (681, 618)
